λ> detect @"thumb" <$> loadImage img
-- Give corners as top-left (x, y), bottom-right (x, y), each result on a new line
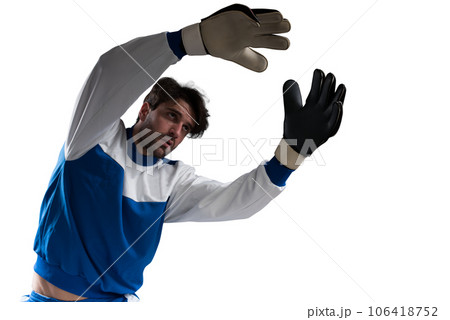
top-left (283, 80), bottom-right (303, 113)
top-left (328, 101), bottom-right (343, 137)
top-left (231, 47), bottom-right (268, 72)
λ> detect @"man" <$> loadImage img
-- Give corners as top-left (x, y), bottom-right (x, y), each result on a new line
top-left (26, 4), bottom-right (346, 302)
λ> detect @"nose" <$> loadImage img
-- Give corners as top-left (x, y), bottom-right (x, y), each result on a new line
top-left (169, 123), bottom-right (183, 139)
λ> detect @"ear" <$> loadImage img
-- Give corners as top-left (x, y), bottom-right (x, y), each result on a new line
top-left (138, 102), bottom-right (151, 122)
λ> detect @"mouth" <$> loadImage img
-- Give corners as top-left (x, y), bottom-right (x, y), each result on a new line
top-left (162, 138), bottom-right (174, 150)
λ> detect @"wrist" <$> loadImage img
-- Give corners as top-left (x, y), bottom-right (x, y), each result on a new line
top-left (166, 30), bottom-right (187, 59)
top-left (264, 156), bottom-right (295, 187)
top-left (181, 23), bottom-right (207, 56)
top-left (274, 139), bottom-right (305, 170)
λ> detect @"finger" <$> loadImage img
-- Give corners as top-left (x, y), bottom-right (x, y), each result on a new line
top-left (203, 4), bottom-right (258, 23)
top-left (328, 101), bottom-right (343, 137)
top-left (318, 73), bottom-right (336, 107)
top-left (332, 83), bottom-right (347, 105)
top-left (253, 9), bottom-right (283, 23)
top-left (306, 69), bottom-right (324, 105)
top-left (283, 80), bottom-right (303, 113)
top-left (250, 35), bottom-right (290, 50)
top-left (256, 19), bottom-right (291, 35)
top-left (232, 47), bottom-right (268, 72)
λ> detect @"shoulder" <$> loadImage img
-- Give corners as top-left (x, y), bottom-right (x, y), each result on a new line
top-left (158, 159), bottom-right (197, 182)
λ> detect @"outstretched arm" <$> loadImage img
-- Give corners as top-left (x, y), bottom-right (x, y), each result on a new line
top-left (164, 161), bottom-right (285, 223)
top-left (164, 68), bottom-right (347, 223)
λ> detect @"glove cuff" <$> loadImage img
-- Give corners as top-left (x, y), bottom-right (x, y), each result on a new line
top-left (274, 139), bottom-right (305, 170)
top-left (181, 23), bottom-right (208, 56)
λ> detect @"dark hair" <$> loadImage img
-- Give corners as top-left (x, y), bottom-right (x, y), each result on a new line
top-left (139, 77), bottom-right (209, 138)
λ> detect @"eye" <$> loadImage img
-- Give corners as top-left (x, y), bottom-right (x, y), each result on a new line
top-left (182, 124), bottom-right (190, 133)
top-left (168, 112), bottom-right (176, 119)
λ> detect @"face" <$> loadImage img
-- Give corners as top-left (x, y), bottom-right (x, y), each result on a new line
top-left (133, 99), bottom-right (196, 158)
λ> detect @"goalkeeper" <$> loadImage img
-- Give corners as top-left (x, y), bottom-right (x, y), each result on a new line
top-left (26, 4), bottom-right (346, 302)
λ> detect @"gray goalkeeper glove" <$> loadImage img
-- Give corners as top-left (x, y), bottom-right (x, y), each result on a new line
top-left (182, 4), bottom-right (291, 72)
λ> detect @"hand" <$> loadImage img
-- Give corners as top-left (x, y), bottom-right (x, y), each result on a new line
top-left (182, 4), bottom-right (291, 72)
top-left (275, 69), bottom-right (346, 168)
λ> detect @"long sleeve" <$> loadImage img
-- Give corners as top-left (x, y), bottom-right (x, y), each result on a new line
top-left (65, 32), bottom-right (180, 161)
top-left (164, 161), bottom-right (284, 223)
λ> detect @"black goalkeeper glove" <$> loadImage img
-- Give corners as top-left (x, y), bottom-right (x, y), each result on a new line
top-left (275, 69), bottom-right (346, 169)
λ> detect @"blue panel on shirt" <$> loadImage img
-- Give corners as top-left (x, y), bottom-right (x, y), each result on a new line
top-left (34, 145), bottom-right (167, 298)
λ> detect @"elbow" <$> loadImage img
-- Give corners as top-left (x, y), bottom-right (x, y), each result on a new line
top-left (97, 45), bottom-right (122, 70)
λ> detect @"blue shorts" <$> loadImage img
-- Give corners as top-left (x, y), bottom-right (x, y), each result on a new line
top-left (22, 291), bottom-right (139, 302)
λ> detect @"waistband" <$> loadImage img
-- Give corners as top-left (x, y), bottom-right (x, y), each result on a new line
top-left (34, 255), bottom-right (136, 300)
top-left (23, 290), bottom-right (138, 302)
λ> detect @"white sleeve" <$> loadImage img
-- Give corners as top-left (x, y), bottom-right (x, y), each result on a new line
top-left (65, 32), bottom-right (179, 161)
top-left (164, 162), bottom-right (284, 223)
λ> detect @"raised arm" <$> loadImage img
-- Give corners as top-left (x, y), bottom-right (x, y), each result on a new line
top-left (65, 4), bottom-right (291, 161)
top-left (65, 32), bottom-right (179, 160)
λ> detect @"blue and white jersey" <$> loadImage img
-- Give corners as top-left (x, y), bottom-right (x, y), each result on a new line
top-left (33, 31), bottom-right (293, 299)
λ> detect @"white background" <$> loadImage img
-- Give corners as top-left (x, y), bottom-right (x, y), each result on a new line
top-left (1, 0), bottom-right (449, 319)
